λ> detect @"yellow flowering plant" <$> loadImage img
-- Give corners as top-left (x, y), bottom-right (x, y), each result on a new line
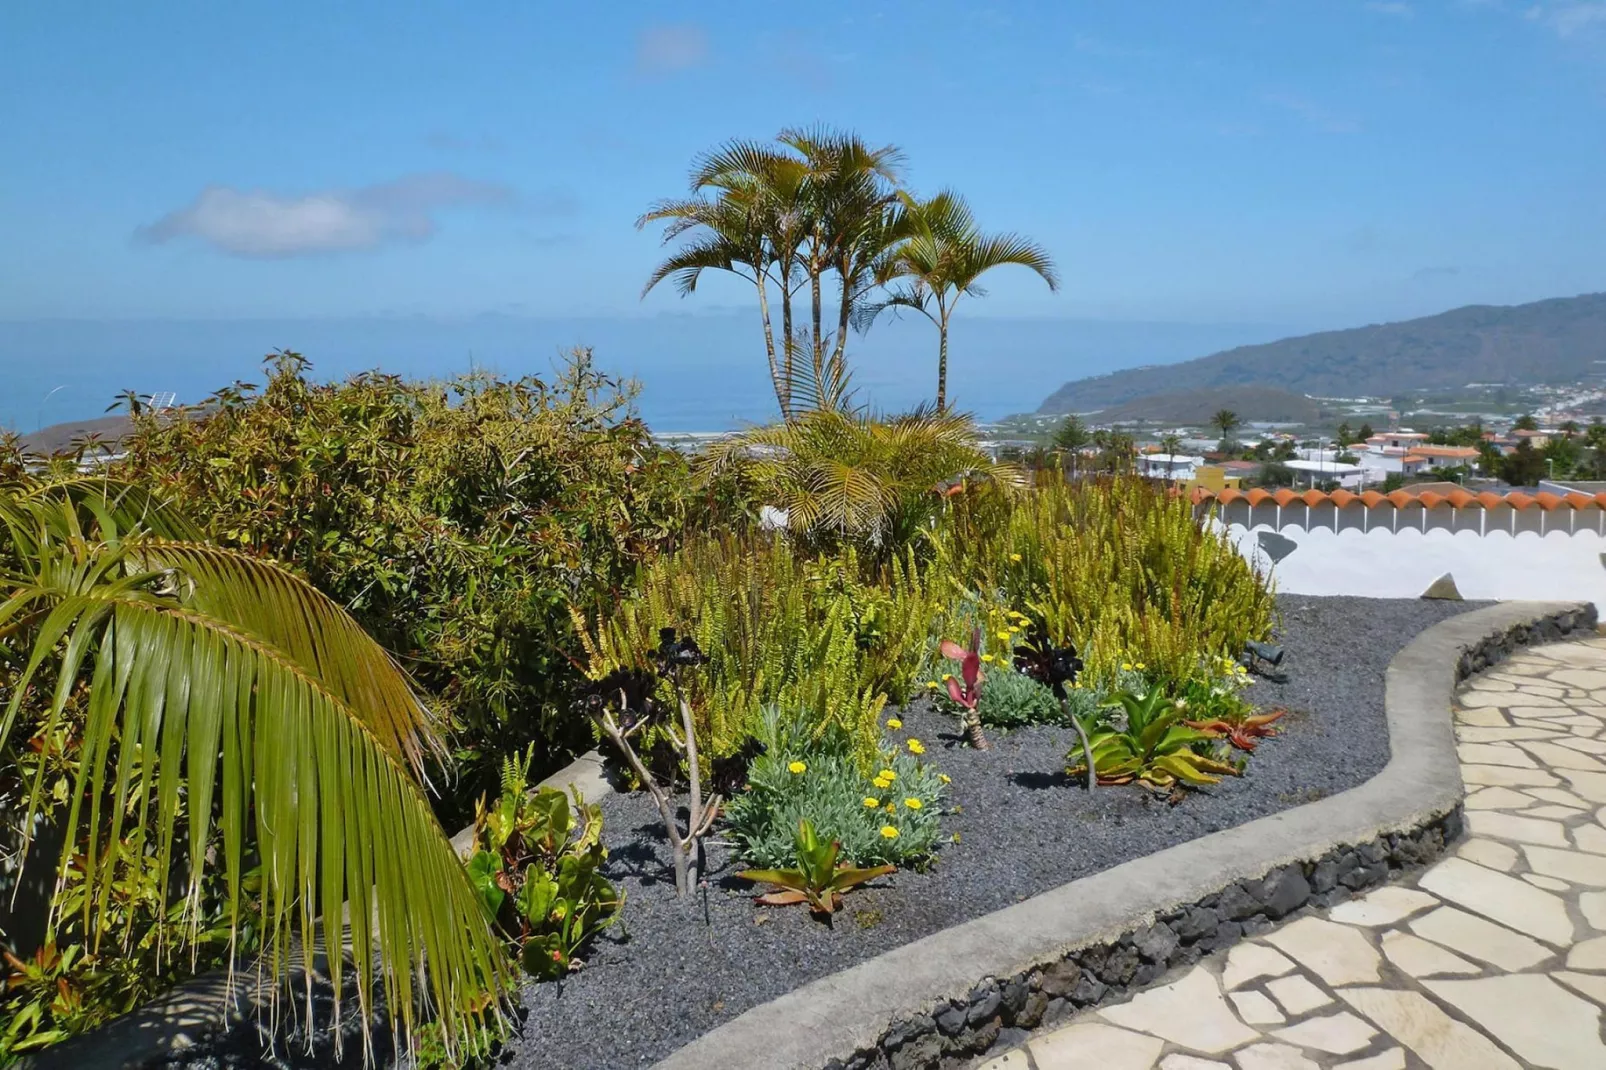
top-left (723, 707), bottom-right (947, 869)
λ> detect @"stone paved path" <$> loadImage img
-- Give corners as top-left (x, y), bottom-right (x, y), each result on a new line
top-left (979, 638), bottom-right (1606, 1070)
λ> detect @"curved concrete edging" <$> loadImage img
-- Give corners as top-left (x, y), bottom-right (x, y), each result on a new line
top-left (653, 600), bottom-right (1597, 1070)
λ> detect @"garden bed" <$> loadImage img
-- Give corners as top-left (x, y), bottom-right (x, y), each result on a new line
top-left (504, 595), bottom-right (1483, 1070)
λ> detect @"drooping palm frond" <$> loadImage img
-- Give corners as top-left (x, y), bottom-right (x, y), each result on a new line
top-left (0, 492), bottom-right (510, 1063)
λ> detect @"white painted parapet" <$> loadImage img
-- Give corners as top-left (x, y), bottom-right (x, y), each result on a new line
top-left (1196, 487), bottom-right (1606, 611)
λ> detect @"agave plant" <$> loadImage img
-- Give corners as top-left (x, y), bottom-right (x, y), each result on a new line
top-left (0, 477), bottom-right (510, 1063)
top-left (1067, 686), bottom-right (1240, 789)
top-left (737, 819), bottom-right (894, 917)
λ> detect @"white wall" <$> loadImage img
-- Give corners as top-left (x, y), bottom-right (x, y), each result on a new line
top-left (1221, 522), bottom-right (1606, 611)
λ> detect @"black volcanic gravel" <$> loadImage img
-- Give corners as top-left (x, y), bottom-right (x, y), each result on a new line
top-left (503, 596), bottom-right (1483, 1070)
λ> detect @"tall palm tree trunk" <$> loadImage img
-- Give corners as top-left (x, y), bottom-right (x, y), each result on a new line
top-left (781, 291), bottom-right (796, 418)
top-left (810, 270), bottom-right (826, 391)
top-left (755, 275), bottom-right (786, 418)
top-left (935, 306), bottom-right (953, 411)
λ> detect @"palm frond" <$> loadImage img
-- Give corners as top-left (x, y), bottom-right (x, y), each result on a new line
top-left (0, 501), bottom-right (510, 1063)
top-left (957, 233), bottom-right (1061, 292)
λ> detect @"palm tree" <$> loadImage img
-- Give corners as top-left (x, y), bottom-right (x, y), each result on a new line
top-left (639, 143), bottom-right (806, 417)
top-left (862, 191), bottom-right (1058, 411)
top-left (0, 479), bottom-right (509, 1062)
top-left (1092, 429), bottom-right (1138, 475)
top-left (699, 362), bottom-right (1021, 552)
top-left (1212, 409), bottom-right (1241, 448)
top-left (1158, 433), bottom-right (1184, 479)
top-left (640, 129), bottom-right (904, 419)
top-left (1052, 415), bottom-right (1091, 477)
top-left (778, 126), bottom-right (906, 392)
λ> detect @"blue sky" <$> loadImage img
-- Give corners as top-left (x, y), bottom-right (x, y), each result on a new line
top-left (3, 1), bottom-right (1605, 427)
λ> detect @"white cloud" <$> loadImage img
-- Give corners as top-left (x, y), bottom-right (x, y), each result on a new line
top-left (137, 173), bottom-right (521, 258)
top-left (635, 24), bottom-right (709, 76)
top-left (1365, 2), bottom-right (1415, 16)
top-left (1547, 2), bottom-right (1606, 34)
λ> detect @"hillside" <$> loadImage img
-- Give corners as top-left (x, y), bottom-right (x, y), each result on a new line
top-left (15, 414), bottom-right (134, 456)
top-left (1091, 386), bottom-right (1325, 426)
top-left (1038, 292), bottom-right (1606, 414)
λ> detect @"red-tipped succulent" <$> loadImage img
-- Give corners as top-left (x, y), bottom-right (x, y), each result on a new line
top-left (1184, 708), bottom-right (1288, 751)
top-left (939, 626), bottom-right (989, 750)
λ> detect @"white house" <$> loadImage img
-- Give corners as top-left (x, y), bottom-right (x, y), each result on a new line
top-left (1137, 454), bottom-right (1204, 481)
top-left (1283, 458), bottom-right (1366, 489)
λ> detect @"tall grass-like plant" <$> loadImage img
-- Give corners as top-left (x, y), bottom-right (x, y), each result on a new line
top-left (939, 474), bottom-right (1274, 689)
top-left (572, 534), bottom-right (947, 766)
top-left (0, 478), bottom-right (510, 1064)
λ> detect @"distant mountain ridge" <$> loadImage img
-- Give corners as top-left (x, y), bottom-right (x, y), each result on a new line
top-left (1089, 386), bottom-right (1327, 426)
top-left (1038, 292), bottom-right (1606, 414)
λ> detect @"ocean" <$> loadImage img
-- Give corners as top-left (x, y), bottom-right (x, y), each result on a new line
top-left (0, 314), bottom-right (1293, 434)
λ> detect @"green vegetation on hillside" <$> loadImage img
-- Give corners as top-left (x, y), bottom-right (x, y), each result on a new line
top-left (1039, 292), bottom-right (1606, 413)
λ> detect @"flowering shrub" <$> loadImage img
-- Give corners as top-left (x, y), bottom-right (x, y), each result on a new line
top-left (723, 709), bottom-right (946, 869)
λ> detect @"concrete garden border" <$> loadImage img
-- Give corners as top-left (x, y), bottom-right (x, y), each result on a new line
top-left (653, 600), bottom-right (1598, 1070)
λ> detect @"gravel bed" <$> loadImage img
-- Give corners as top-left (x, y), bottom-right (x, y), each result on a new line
top-left (503, 595), bottom-right (1482, 1070)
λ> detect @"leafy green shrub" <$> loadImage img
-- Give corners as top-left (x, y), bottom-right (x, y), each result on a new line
top-left (723, 709), bottom-right (946, 869)
top-left (935, 665), bottom-right (1062, 729)
top-left (114, 349), bottom-right (691, 805)
top-left (465, 751), bottom-right (622, 980)
top-left (573, 534), bottom-right (947, 765)
top-left (1173, 656), bottom-right (1256, 724)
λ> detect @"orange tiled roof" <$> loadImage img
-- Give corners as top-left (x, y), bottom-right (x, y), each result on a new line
top-left (1191, 487), bottom-right (1606, 510)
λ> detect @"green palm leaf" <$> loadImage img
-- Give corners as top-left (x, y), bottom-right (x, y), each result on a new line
top-left (0, 490), bottom-right (510, 1062)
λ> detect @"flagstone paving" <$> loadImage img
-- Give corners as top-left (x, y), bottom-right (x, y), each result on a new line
top-left (978, 638), bottom-right (1606, 1070)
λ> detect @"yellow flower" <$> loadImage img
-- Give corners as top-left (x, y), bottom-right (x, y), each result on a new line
top-left (1136, 662), bottom-right (1147, 670)
top-left (907, 739), bottom-right (926, 755)
top-left (938, 773), bottom-right (951, 784)
top-left (903, 797), bottom-right (923, 810)
top-left (980, 653), bottom-right (995, 664)
top-left (886, 717), bottom-right (903, 730)
top-left (880, 825), bottom-right (900, 839)
top-left (995, 631), bottom-right (1011, 643)
top-left (1009, 553), bottom-right (1022, 563)
top-left (925, 681), bottom-right (939, 689)
top-left (863, 797), bottom-right (880, 808)
top-left (885, 802), bottom-right (896, 813)
top-left (788, 760), bottom-right (806, 774)
top-left (878, 769), bottom-right (897, 781)
top-left (942, 672), bottom-right (954, 681)
top-left (1121, 662), bottom-right (1133, 671)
